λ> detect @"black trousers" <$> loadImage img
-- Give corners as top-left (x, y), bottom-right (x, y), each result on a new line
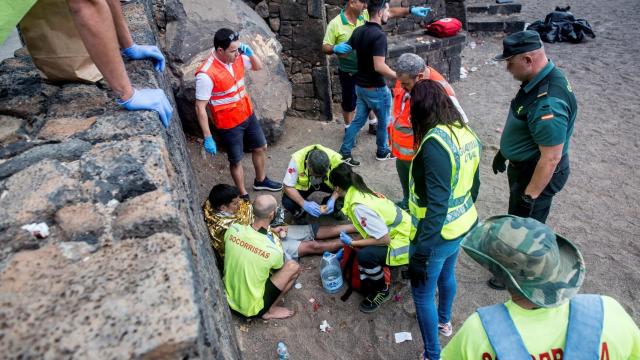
top-left (357, 245), bottom-right (388, 295)
top-left (507, 154), bottom-right (570, 223)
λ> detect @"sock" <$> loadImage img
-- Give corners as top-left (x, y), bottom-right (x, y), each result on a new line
top-left (344, 124), bottom-right (350, 129)
top-left (368, 118), bottom-right (378, 125)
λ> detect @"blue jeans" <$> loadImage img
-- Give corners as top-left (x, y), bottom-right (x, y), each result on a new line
top-left (339, 85), bottom-right (391, 156)
top-left (411, 235), bottom-right (463, 360)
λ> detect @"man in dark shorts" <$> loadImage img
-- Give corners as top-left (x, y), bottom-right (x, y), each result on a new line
top-left (223, 195), bottom-right (300, 319)
top-left (195, 28), bottom-right (282, 198)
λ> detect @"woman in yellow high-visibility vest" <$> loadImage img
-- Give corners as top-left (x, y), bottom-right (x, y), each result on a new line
top-left (329, 163), bottom-right (412, 313)
top-left (407, 80), bottom-right (481, 360)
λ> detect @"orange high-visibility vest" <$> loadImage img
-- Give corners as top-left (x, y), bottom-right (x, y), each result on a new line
top-left (389, 67), bottom-right (456, 161)
top-left (196, 53), bottom-right (254, 129)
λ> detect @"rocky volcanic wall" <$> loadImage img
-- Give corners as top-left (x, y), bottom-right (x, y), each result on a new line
top-left (0, 1), bottom-right (239, 358)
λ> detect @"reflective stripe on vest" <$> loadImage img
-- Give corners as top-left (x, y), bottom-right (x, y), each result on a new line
top-left (291, 144), bottom-right (343, 191)
top-left (477, 295), bottom-right (604, 360)
top-left (195, 54), bottom-right (253, 129)
top-left (210, 90), bottom-right (248, 106)
top-left (390, 81), bottom-right (415, 161)
top-left (408, 124), bottom-right (480, 240)
top-left (341, 187), bottom-right (411, 266)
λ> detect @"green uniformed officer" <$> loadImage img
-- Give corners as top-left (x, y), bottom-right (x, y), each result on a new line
top-left (489, 30), bottom-right (577, 290)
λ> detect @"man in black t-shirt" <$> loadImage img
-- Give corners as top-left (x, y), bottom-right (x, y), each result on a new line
top-left (338, 0), bottom-right (412, 166)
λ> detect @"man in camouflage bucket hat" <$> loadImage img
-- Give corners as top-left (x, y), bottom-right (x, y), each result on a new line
top-left (440, 215), bottom-right (640, 359)
top-left (463, 214), bottom-right (584, 306)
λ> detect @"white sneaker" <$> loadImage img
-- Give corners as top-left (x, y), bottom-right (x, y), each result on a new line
top-left (438, 322), bottom-right (453, 337)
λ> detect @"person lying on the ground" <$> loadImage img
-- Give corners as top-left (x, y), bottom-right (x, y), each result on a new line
top-left (223, 195), bottom-right (301, 320)
top-left (0, 0), bottom-right (173, 126)
top-left (441, 215), bottom-right (640, 359)
top-left (204, 184), bottom-right (354, 261)
top-left (329, 163), bottom-right (412, 313)
top-left (282, 144), bottom-right (344, 222)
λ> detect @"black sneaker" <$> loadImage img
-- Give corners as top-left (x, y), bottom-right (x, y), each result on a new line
top-left (240, 193), bottom-right (250, 201)
top-left (368, 123), bottom-right (377, 135)
top-left (375, 149), bottom-right (396, 161)
top-left (253, 176), bottom-right (283, 191)
top-left (341, 155), bottom-right (360, 167)
top-left (359, 289), bottom-right (391, 313)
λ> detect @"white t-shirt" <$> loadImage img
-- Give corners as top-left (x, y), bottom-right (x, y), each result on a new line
top-left (195, 54), bottom-right (253, 101)
top-left (283, 158), bottom-right (299, 187)
top-left (353, 204), bottom-right (388, 239)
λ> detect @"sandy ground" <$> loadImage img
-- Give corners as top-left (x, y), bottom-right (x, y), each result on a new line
top-left (186, 0), bottom-right (640, 358)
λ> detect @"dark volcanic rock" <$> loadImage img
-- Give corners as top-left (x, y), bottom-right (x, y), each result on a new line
top-left (0, 139), bottom-right (91, 180)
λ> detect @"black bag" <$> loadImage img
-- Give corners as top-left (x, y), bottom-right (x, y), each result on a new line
top-left (527, 6), bottom-right (595, 43)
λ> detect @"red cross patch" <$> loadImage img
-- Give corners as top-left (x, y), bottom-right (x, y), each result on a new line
top-left (287, 167), bottom-right (296, 174)
top-left (360, 216), bottom-right (368, 228)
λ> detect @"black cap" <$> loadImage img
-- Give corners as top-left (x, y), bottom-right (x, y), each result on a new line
top-left (494, 30), bottom-right (542, 61)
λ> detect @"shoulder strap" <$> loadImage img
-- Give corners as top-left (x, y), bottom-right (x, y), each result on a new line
top-left (477, 304), bottom-right (531, 359)
top-left (564, 294), bottom-right (604, 360)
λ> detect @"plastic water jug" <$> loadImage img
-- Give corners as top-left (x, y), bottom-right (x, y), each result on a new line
top-left (320, 251), bottom-right (343, 293)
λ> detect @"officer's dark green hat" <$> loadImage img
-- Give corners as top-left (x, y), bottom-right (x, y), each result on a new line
top-left (461, 215), bottom-right (585, 307)
top-left (494, 30), bottom-right (543, 61)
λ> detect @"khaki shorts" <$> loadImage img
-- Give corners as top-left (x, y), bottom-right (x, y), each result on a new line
top-left (282, 224), bottom-right (318, 259)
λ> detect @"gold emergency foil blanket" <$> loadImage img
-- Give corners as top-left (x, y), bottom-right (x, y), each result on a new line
top-left (203, 199), bottom-right (253, 257)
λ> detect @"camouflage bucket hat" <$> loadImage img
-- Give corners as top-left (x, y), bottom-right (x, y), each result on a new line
top-left (461, 215), bottom-right (585, 307)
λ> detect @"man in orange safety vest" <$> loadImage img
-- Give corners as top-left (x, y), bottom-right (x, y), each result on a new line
top-left (390, 53), bottom-right (468, 209)
top-left (195, 28), bottom-right (283, 198)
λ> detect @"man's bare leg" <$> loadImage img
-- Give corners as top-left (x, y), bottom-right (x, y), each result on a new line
top-left (316, 224), bottom-right (357, 239)
top-left (230, 163), bottom-right (247, 195)
top-left (252, 145), bottom-right (267, 182)
top-left (297, 239), bottom-right (343, 257)
top-left (262, 260), bottom-right (300, 320)
top-left (67, 0), bottom-right (133, 100)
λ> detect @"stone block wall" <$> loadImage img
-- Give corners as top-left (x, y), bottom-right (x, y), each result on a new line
top-left (0, 1), bottom-right (239, 358)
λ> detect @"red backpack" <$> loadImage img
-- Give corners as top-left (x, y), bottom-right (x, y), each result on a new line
top-left (424, 18), bottom-right (462, 37)
top-left (339, 245), bottom-right (391, 301)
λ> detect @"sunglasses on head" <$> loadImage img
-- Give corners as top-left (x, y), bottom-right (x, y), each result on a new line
top-left (229, 31), bottom-right (239, 42)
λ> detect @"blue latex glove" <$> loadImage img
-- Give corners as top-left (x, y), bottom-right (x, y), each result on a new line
top-left (303, 200), bottom-right (322, 217)
top-left (325, 197), bottom-right (336, 214)
top-left (122, 44), bottom-right (166, 72)
top-left (333, 42), bottom-right (352, 55)
top-left (339, 231), bottom-right (353, 246)
top-left (118, 88), bottom-right (173, 128)
top-left (203, 136), bottom-right (217, 155)
top-left (238, 43), bottom-right (254, 57)
top-left (410, 6), bottom-right (431, 17)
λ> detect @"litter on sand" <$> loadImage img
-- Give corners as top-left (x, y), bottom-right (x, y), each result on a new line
top-left (460, 67), bottom-right (468, 79)
top-left (394, 332), bottom-right (413, 343)
top-left (320, 320), bottom-right (332, 332)
top-left (294, 282), bottom-right (302, 289)
top-left (21, 222), bottom-right (49, 238)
